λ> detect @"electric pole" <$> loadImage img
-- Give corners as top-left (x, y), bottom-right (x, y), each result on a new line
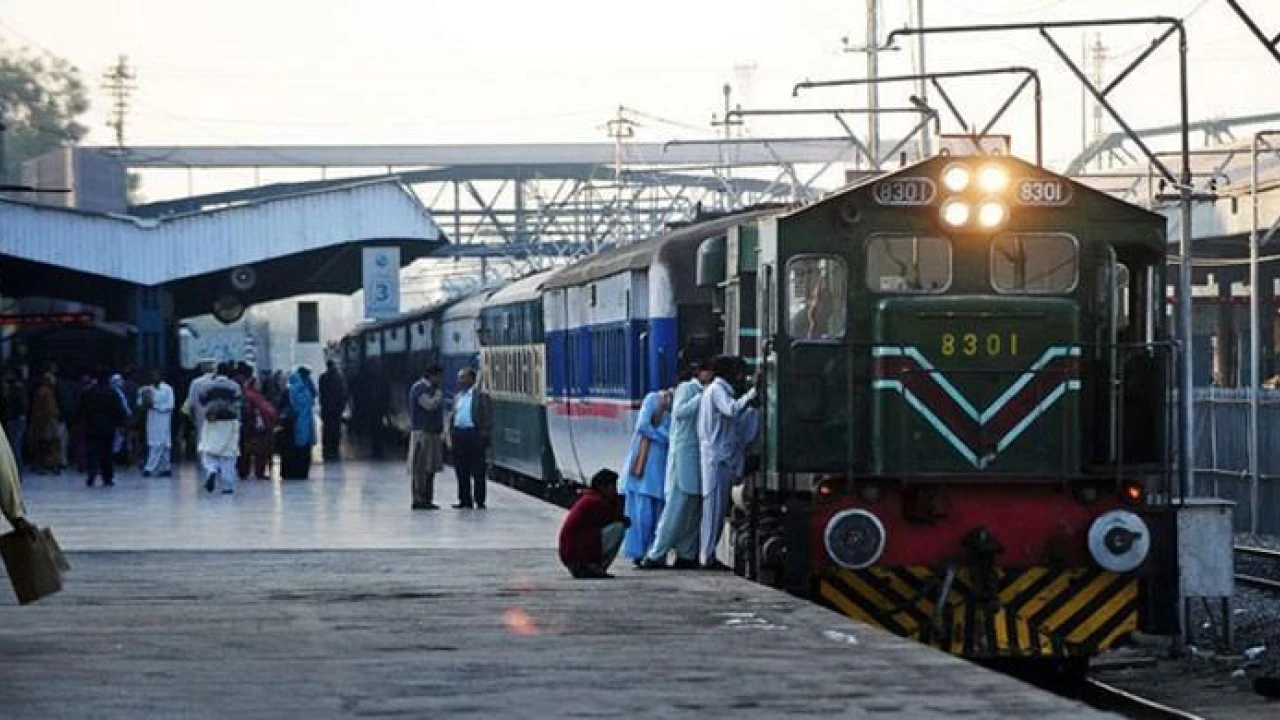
top-left (1089, 34), bottom-right (1108, 170)
top-left (866, 0), bottom-right (880, 169)
top-left (605, 106), bottom-right (637, 247)
top-left (711, 83), bottom-right (743, 209)
top-left (102, 54), bottom-right (136, 150)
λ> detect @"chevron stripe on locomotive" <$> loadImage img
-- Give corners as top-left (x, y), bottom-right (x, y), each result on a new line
top-left (724, 154), bottom-right (1170, 661)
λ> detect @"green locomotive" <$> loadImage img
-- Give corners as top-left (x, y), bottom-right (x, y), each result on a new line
top-left (707, 153), bottom-right (1170, 660)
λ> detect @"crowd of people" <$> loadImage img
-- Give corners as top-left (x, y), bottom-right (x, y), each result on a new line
top-left (558, 355), bottom-right (759, 579)
top-left (0, 359), bottom-right (351, 491)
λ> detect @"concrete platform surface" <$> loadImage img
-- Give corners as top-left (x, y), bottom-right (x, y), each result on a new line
top-left (0, 462), bottom-right (1112, 718)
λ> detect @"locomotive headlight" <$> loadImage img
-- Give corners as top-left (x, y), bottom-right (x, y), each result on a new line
top-left (824, 509), bottom-right (887, 570)
top-left (1087, 510), bottom-right (1150, 573)
top-left (940, 199), bottom-right (971, 227)
top-left (941, 163), bottom-right (972, 192)
top-left (977, 201), bottom-right (1008, 229)
top-left (977, 163), bottom-right (1010, 193)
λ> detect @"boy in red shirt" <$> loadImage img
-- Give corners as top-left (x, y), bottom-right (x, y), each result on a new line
top-left (558, 469), bottom-right (630, 579)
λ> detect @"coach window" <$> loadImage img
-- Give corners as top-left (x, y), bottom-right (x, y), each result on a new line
top-left (787, 255), bottom-right (847, 341)
top-left (991, 233), bottom-right (1078, 294)
top-left (865, 235), bottom-right (951, 294)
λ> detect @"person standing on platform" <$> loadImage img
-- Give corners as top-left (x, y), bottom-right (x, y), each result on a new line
top-left (185, 362), bottom-right (217, 455)
top-left (28, 373), bottom-right (61, 475)
top-left (697, 355), bottom-right (756, 571)
top-left (2, 370), bottom-right (28, 472)
top-left (641, 359), bottom-right (712, 570)
top-left (448, 368), bottom-right (491, 509)
top-left (278, 366), bottom-right (317, 480)
top-left (81, 369), bottom-right (126, 487)
top-left (0, 424), bottom-right (37, 538)
top-left (621, 388), bottom-right (671, 564)
top-left (141, 371), bottom-right (174, 477)
top-left (108, 374), bottom-right (133, 464)
top-left (407, 364), bottom-right (445, 510)
top-left (558, 469), bottom-right (630, 579)
top-left (237, 373), bottom-right (277, 481)
top-left (318, 360), bottom-right (347, 462)
top-left (198, 363), bottom-right (243, 494)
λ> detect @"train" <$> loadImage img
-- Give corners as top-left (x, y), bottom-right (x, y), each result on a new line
top-left (341, 152), bottom-right (1172, 665)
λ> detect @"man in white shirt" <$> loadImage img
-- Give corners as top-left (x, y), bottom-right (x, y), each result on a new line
top-left (697, 356), bottom-right (756, 570)
top-left (141, 371), bottom-right (175, 477)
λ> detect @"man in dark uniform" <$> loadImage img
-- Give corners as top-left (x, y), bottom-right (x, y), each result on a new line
top-left (80, 368), bottom-right (126, 487)
top-left (318, 360), bottom-right (348, 462)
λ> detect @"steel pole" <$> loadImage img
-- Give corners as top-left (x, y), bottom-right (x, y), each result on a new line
top-left (1177, 28), bottom-right (1194, 500)
top-left (1250, 133), bottom-right (1261, 533)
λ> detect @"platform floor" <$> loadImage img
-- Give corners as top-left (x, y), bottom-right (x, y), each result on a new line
top-left (0, 461), bottom-right (1111, 718)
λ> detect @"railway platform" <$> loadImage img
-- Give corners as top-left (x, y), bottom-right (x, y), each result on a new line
top-left (1, 460), bottom-right (1111, 718)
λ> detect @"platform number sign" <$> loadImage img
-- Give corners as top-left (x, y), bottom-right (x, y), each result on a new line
top-left (362, 247), bottom-right (401, 319)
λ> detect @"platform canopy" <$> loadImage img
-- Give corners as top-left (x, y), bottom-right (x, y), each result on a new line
top-left (0, 179), bottom-right (444, 318)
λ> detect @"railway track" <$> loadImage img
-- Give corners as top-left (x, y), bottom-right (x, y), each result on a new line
top-left (1234, 545), bottom-right (1280, 592)
top-left (1075, 678), bottom-right (1205, 720)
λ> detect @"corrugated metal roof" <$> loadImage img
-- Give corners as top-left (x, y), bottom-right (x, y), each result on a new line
top-left (0, 179), bottom-right (441, 286)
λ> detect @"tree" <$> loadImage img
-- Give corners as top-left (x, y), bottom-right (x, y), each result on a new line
top-left (0, 40), bottom-right (89, 182)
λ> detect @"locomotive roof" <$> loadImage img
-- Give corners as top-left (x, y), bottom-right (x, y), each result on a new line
top-left (484, 269), bottom-right (555, 307)
top-left (543, 208), bottom-right (781, 290)
top-left (786, 154), bottom-right (1166, 252)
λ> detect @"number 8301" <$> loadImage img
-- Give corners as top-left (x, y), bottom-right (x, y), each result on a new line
top-left (940, 332), bottom-right (1019, 357)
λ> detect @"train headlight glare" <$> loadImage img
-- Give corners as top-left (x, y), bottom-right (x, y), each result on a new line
top-left (941, 163), bottom-right (972, 192)
top-left (940, 199), bottom-right (971, 227)
top-left (824, 509), bottom-right (887, 570)
top-left (977, 164), bottom-right (1010, 193)
top-left (1087, 510), bottom-right (1150, 573)
top-left (977, 201), bottom-right (1007, 229)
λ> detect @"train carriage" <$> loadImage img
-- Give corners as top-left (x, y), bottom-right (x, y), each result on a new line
top-left (479, 271), bottom-right (556, 494)
top-left (542, 211), bottom-right (776, 485)
top-left (717, 154), bottom-right (1171, 662)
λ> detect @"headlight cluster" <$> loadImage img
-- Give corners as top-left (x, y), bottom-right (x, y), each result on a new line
top-left (938, 161), bottom-right (1010, 231)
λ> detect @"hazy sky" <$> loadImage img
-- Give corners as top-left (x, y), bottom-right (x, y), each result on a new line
top-left (0, 0), bottom-right (1275, 175)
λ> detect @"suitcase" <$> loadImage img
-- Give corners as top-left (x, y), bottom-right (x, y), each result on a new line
top-left (0, 526), bottom-right (65, 605)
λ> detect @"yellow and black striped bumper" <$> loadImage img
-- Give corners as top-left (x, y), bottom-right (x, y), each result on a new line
top-left (818, 566), bottom-right (1138, 658)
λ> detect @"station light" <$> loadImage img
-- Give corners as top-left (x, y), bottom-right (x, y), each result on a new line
top-left (977, 163), bottom-right (1010, 194)
top-left (940, 199), bottom-right (971, 228)
top-left (977, 201), bottom-right (1008, 229)
top-left (941, 163), bottom-right (972, 192)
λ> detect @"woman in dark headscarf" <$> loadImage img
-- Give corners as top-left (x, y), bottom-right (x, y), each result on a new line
top-left (277, 366), bottom-right (317, 479)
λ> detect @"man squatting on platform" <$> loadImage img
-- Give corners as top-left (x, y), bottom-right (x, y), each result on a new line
top-left (558, 469), bottom-right (630, 579)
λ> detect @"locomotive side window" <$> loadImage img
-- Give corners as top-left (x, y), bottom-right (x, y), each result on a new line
top-left (990, 233), bottom-right (1079, 294)
top-left (865, 235), bottom-right (951, 294)
top-left (786, 255), bottom-right (847, 341)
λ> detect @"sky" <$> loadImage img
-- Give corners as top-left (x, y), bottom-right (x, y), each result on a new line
top-left (0, 0), bottom-right (1275, 178)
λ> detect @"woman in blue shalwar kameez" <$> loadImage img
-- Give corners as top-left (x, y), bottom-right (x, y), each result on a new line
top-left (621, 389), bottom-right (671, 562)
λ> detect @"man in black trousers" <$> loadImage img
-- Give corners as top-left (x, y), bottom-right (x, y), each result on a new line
top-left (81, 368), bottom-right (126, 488)
top-left (448, 368), bottom-right (491, 509)
top-left (318, 360), bottom-right (348, 462)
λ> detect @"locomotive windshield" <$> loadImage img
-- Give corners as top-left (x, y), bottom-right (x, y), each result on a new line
top-left (787, 255), bottom-right (847, 341)
top-left (990, 233), bottom-right (1078, 294)
top-left (865, 235), bottom-right (951, 294)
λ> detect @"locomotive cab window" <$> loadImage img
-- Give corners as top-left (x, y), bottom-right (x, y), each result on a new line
top-left (865, 235), bottom-right (951, 293)
top-left (991, 233), bottom-right (1078, 294)
top-left (786, 255), bottom-right (846, 341)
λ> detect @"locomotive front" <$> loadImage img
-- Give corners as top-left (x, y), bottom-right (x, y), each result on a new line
top-left (744, 154), bottom-right (1170, 662)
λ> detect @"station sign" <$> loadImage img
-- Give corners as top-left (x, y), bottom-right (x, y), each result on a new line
top-left (362, 247), bottom-right (401, 320)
